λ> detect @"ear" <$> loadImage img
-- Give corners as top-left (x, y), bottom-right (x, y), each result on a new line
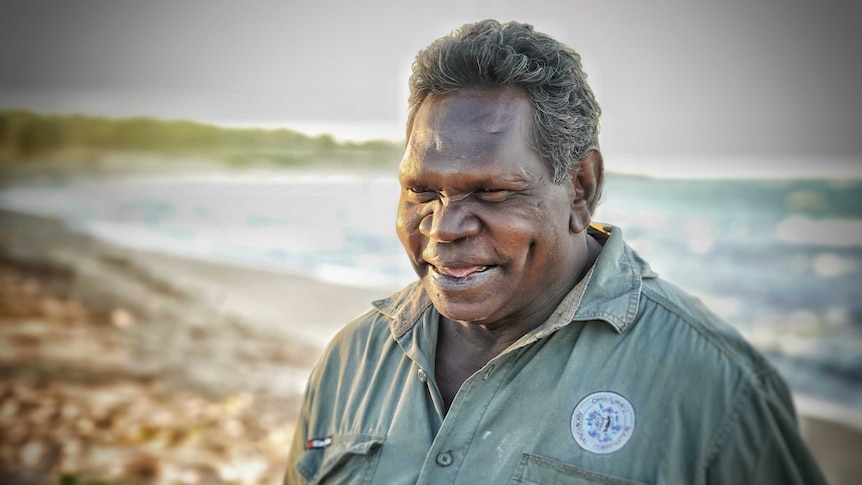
top-left (569, 148), bottom-right (604, 234)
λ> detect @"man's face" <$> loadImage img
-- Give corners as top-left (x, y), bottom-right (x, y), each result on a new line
top-left (396, 88), bottom-right (580, 328)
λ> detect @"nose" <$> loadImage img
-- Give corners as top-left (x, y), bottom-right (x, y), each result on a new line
top-left (419, 198), bottom-right (480, 242)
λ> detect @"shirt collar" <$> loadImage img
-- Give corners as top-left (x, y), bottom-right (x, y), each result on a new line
top-left (372, 281), bottom-right (432, 339)
top-left (571, 222), bottom-right (657, 333)
top-left (372, 222), bottom-right (656, 339)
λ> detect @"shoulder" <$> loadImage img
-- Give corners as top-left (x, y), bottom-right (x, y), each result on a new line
top-left (309, 282), bottom-right (423, 378)
top-left (637, 276), bottom-right (776, 384)
top-left (312, 305), bottom-right (391, 376)
top-left (631, 275), bottom-right (799, 448)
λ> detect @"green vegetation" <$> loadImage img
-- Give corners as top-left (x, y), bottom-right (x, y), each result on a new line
top-left (0, 110), bottom-right (404, 174)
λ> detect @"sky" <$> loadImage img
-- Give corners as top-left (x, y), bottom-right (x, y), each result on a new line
top-left (0, 0), bottom-right (860, 178)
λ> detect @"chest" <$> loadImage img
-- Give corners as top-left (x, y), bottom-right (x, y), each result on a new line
top-left (301, 325), bottom-right (726, 484)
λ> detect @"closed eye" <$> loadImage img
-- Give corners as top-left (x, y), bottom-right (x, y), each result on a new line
top-left (476, 188), bottom-right (511, 203)
top-left (404, 186), bottom-right (437, 202)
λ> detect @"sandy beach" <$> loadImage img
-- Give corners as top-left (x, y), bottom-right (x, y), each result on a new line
top-left (0, 208), bottom-right (385, 484)
top-left (1, 208), bottom-right (860, 484)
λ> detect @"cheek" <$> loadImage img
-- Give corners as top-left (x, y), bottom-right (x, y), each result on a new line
top-left (487, 211), bottom-right (566, 262)
top-left (485, 205), bottom-right (549, 240)
top-left (395, 202), bottom-right (423, 247)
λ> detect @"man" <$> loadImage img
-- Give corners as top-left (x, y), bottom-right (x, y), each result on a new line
top-left (285, 20), bottom-right (826, 484)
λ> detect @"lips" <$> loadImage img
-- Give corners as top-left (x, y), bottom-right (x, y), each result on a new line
top-left (425, 260), bottom-right (498, 292)
top-left (435, 265), bottom-right (488, 278)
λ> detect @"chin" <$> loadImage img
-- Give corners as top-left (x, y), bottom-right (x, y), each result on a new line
top-left (426, 293), bottom-right (497, 324)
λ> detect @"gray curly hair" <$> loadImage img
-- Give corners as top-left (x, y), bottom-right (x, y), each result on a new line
top-left (407, 19), bottom-right (602, 184)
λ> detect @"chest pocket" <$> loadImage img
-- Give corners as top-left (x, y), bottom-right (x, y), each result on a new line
top-left (510, 453), bottom-right (649, 485)
top-left (293, 434), bottom-right (385, 484)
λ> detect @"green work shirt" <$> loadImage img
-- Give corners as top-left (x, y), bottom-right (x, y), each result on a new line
top-left (285, 224), bottom-right (826, 484)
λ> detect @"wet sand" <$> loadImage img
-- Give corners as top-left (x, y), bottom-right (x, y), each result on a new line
top-left (1, 208), bottom-right (860, 484)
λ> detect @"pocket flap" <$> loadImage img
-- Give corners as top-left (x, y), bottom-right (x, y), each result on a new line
top-left (295, 434), bottom-right (385, 484)
top-left (512, 453), bottom-right (648, 485)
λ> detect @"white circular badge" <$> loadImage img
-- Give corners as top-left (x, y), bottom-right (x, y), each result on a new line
top-left (570, 391), bottom-right (636, 454)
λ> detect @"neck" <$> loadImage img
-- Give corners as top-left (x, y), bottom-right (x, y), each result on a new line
top-left (438, 315), bottom-right (520, 364)
top-left (433, 231), bottom-right (603, 410)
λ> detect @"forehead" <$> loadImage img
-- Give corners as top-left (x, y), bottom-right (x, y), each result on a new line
top-left (401, 88), bottom-right (539, 179)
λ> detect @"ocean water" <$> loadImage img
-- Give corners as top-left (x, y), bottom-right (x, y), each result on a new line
top-left (1, 169), bottom-right (861, 416)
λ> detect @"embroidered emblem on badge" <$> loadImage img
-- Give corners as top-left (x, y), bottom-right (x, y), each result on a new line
top-left (570, 391), bottom-right (636, 454)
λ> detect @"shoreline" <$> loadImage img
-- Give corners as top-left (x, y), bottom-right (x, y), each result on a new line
top-left (795, 393), bottom-right (862, 432)
top-left (1, 208), bottom-right (861, 483)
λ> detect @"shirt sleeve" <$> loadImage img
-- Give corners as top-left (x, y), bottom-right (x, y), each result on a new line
top-left (705, 368), bottom-right (827, 485)
top-left (284, 368), bottom-right (318, 485)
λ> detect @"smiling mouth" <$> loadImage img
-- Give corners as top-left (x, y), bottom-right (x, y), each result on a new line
top-left (434, 265), bottom-right (490, 279)
top-left (425, 263), bottom-right (498, 292)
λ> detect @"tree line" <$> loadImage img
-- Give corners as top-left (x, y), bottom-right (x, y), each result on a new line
top-left (0, 110), bottom-right (403, 169)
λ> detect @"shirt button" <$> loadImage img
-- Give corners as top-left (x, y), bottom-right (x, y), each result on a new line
top-left (417, 369), bottom-right (427, 383)
top-left (436, 451), bottom-right (453, 467)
